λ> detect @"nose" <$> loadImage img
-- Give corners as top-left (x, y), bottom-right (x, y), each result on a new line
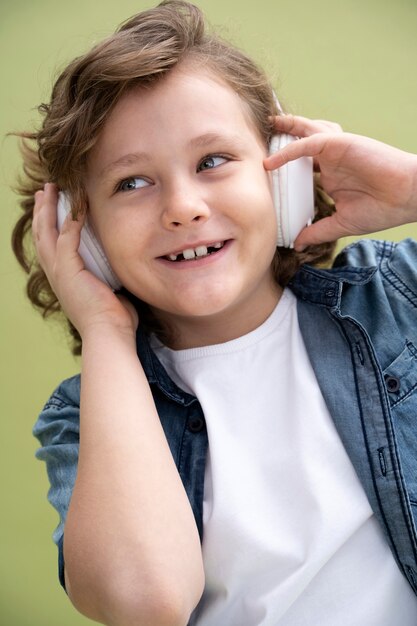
top-left (160, 180), bottom-right (211, 230)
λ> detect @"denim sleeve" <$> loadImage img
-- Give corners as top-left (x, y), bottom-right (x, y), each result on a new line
top-left (33, 374), bottom-right (81, 591)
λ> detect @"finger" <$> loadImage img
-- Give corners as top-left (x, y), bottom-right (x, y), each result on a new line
top-left (32, 183), bottom-right (60, 268)
top-left (55, 208), bottom-right (86, 268)
top-left (293, 216), bottom-right (349, 251)
top-left (271, 114), bottom-right (342, 136)
top-left (271, 115), bottom-right (342, 138)
top-left (264, 133), bottom-right (332, 169)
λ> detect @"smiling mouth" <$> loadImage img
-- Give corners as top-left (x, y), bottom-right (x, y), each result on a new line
top-left (163, 241), bottom-right (226, 262)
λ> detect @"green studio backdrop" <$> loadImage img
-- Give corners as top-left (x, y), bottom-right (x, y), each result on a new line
top-left (1, 1), bottom-right (417, 624)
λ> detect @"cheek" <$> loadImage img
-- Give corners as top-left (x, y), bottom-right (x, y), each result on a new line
top-left (93, 209), bottom-right (151, 257)
top-left (243, 172), bottom-right (278, 253)
top-left (238, 162), bottom-right (273, 202)
top-left (233, 170), bottom-right (276, 229)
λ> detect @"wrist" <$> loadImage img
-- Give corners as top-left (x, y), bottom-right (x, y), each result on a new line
top-left (81, 322), bottom-right (138, 351)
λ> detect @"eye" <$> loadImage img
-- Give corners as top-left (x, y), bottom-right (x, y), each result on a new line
top-left (197, 155), bottom-right (228, 172)
top-left (117, 177), bottom-right (151, 192)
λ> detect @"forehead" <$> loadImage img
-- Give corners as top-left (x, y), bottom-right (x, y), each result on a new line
top-left (94, 65), bottom-right (263, 150)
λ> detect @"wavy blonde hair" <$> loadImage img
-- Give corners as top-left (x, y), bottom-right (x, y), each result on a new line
top-left (12, 0), bottom-right (335, 354)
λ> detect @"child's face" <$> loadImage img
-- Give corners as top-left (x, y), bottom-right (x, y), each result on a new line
top-left (85, 65), bottom-right (281, 345)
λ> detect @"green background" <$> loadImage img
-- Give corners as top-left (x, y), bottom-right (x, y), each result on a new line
top-left (1, 1), bottom-right (417, 624)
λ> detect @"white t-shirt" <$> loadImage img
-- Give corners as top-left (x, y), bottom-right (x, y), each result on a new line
top-left (152, 289), bottom-right (417, 625)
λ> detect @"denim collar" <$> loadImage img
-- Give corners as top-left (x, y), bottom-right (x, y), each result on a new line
top-left (135, 325), bottom-right (197, 406)
top-left (289, 263), bottom-right (377, 308)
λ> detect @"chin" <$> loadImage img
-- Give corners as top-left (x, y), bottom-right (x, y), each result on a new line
top-left (175, 300), bottom-right (233, 319)
top-left (159, 291), bottom-right (238, 320)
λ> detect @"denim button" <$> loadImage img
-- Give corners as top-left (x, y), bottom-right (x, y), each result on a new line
top-left (188, 417), bottom-right (205, 433)
top-left (384, 374), bottom-right (400, 393)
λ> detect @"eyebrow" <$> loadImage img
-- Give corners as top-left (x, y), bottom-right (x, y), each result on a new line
top-left (100, 151), bottom-right (151, 178)
top-left (100, 132), bottom-right (246, 178)
top-left (188, 131), bottom-right (245, 151)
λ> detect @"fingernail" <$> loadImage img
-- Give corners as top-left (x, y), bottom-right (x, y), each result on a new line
top-left (294, 243), bottom-right (307, 252)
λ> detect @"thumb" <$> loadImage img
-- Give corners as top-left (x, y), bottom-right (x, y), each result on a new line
top-left (293, 216), bottom-right (348, 251)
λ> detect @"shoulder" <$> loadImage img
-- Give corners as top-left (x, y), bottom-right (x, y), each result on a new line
top-left (33, 374), bottom-right (81, 445)
top-left (333, 238), bottom-right (417, 305)
top-left (291, 238), bottom-right (417, 338)
top-left (329, 239), bottom-right (417, 354)
top-left (333, 237), bottom-right (417, 274)
top-left (41, 374), bottom-right (81, 410)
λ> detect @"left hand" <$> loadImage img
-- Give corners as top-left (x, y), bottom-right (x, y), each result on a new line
top-left (264, 115), bottom-right (417, 250)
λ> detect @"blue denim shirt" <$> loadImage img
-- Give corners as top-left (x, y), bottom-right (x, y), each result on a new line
top-left (33, 238), bottom-right (417, 596)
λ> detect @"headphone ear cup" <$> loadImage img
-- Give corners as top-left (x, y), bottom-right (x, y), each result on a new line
top-left (269, 134), bottom-right (315, 248)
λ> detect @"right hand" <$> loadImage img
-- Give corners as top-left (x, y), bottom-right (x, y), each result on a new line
top-left (32, 183), bottom-right (138, 338)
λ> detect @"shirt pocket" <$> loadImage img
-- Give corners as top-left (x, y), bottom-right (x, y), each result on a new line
top-left (384, 340), bottom-right (417, 408)
top-left (386, 340), bottom-right (417, 506)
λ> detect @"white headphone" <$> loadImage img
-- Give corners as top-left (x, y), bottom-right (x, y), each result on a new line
top-left (269, 95), bottom-right (314, 248)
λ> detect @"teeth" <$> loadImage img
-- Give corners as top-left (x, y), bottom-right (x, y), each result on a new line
top-left (195, 245), bottom-right (208, 257)
top-left (166, 241), bottom-right (225, 261)
top-left (183, 248), bottom-right (196, 260)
